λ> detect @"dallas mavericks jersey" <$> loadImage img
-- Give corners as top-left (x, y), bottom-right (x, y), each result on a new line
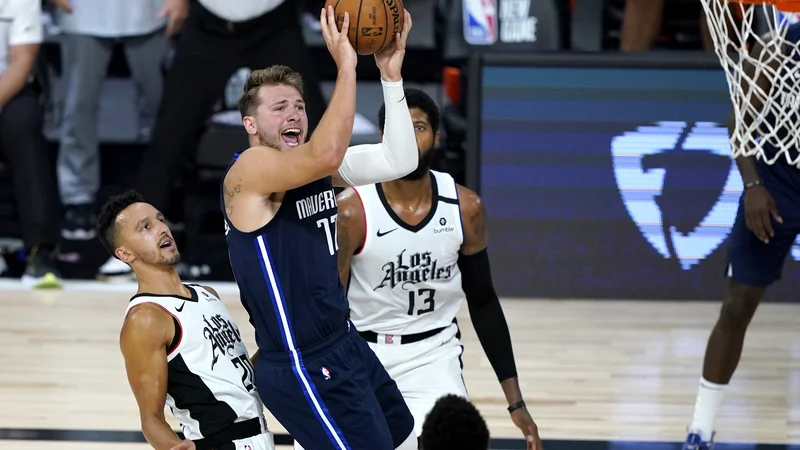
top-left (347, 170), bottom-right (466, 335)
top-left (222, 162), bottom-right (349, 354)
top-left (125, 284), bottom-right (266, 441)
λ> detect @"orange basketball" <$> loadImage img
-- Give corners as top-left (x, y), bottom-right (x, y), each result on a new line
top-left (324, 0), bottom-right (405, 55)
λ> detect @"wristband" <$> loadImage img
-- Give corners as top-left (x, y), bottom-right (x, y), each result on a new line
top-left (507, 400), bottom-right (526, 414)
top-left (744, 179), bottom-right (763, 190)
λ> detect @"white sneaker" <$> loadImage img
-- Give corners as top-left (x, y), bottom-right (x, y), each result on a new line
top-left (96, 256), bottom-right (135, 282)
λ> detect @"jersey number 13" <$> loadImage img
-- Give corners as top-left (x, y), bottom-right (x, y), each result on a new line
top-left (408, 288), bottom-right (436, 316)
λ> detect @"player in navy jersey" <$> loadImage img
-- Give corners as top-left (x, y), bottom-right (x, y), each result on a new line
top-left (682, 23), bottom-right (800, 450)
top-left (221, 7), bottom-right (420, 450)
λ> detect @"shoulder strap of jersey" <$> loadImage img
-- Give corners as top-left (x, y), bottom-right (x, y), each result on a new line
top-left (431, 170), bottom-right (458, 200)
top-left (125, 284), bottom-right (199, 317)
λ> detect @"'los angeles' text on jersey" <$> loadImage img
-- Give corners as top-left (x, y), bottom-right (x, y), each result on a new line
top-left (348, 171), bottom-right (467, 335)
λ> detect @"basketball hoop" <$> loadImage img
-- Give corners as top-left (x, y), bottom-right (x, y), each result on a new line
top-left (701, 0), bottom-right (800, 167)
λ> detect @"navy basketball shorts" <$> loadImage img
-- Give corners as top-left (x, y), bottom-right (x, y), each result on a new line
top-left (725, 177), bottom-right (800, 287)
top-left (254, 322), bottom-right (415, 450)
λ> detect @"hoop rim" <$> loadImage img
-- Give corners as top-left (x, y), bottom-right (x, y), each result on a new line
top-left (723, 0), bottom-right (800, 12)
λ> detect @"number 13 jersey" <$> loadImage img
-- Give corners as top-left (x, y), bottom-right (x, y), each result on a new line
top-left (347, 170), bottom-right (466, 335)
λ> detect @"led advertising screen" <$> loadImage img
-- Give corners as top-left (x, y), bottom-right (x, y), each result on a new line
top-left (472, 55), bottom-right (800, 301)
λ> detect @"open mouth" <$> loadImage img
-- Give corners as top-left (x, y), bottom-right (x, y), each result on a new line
top-left (281, 128), bottom-right (301, 147)
top-left (159, 238), bottom-right (174, 250)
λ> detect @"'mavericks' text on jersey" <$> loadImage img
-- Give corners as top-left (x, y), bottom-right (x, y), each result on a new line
top-left (295, 189), bottom-right (337, 220)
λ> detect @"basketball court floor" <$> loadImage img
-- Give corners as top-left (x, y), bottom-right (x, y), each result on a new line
top-left (1, 279), bottom-right (799, 450)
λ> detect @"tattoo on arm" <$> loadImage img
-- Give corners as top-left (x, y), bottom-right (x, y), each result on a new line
top-left (223, 182), bottom-right (242, 216)
top-left (471, 203), bottom-right (487, 246)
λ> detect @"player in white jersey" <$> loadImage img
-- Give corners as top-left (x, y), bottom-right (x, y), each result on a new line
top-left (335, 89), bottom-right (543, 450)
top-left (95, 190), bottom-right (275, 450)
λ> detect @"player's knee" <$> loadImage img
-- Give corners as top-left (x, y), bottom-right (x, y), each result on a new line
top-left (718, 281), bottom-right (765, 332)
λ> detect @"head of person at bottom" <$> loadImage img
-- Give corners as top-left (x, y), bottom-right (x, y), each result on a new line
top-left (378, 87), bottom-right (441, 181)
top-left (95, 190), bottom-right (180, 272)
top-left (420, 394), bottom-right (490, 450)
top-left (238, 65), bottom-right (309, 151)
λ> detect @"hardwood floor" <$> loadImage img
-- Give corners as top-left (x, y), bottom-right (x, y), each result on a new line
top-left (1, 279), bottom-right (798, 447)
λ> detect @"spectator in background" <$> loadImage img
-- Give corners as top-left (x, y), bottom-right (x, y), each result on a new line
top-left (97, 0), bottom-right (328, 281)
top-left (52, 0), bottom-right (174, 241)
top-left (0, 0), bottom-right (62, 288)
top-left (620, 0), bottom-right (715, 51)
top-left (420, 395), bottom-right (491, 450)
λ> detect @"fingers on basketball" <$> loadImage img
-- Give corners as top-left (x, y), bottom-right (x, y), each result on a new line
top-left (324, 0), bottom-right (405, 54)
top-left (319, 6), bottom-right (333, 42)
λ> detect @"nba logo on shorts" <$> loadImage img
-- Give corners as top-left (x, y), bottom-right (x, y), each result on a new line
top-left (321, 367), bottom-right (332, 380)
top-left (463, 0), bottom-right (498, 45)
top-left (243, 445), bottom-right (252, 450)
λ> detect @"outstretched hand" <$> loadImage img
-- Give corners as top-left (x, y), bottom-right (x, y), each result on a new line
top-left (373, 9), bottom-right (412, 82)
top-left (510, 408), bottom-right (544, 450)
top-left (320, 6), bottom-right (358, 71)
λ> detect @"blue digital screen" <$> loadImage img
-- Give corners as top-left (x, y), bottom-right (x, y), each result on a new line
top-left (479, 65), bottom-right (800, 301)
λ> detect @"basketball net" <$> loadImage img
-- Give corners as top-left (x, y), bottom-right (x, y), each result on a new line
top-left (701, 0), bottom-right (800, 167)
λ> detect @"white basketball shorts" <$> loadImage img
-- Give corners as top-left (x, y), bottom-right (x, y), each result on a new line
top-left (232, 431), bottom-right (275, 450)
top-left (368, 322), bottom-right (468, 437)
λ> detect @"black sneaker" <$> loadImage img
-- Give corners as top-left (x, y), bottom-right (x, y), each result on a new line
top-left (62, 204), bottom-right (96, 240)
top-left (21, 247), bottom-right (62, 289)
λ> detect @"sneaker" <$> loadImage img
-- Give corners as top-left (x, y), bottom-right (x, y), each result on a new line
top-left (21, 247), bottom-right (62, 289)
top-left (62, 203), bottom-right (96, 240)
top-left (96, 256), bottom-right (135, 282)
top-left (682, 430), bottom-right (715, 450)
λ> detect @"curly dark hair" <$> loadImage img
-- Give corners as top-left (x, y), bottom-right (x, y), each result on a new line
top-left (378, 87), bottom-right (440, 135)
top-left (420, 395), bottom-right (490, 450)
top-left (95, 190), bottom-right (145, 258)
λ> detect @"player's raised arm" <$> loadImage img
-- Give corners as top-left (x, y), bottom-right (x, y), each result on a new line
top-left (456, 185), bottom-right (543, 450)
top-left (335, 188), bottom-right (367, 286)
top-left (333, 10), bottom-right (419, 187)
top-left (120, 304), bottom-right (186, 450)
top-left (227, 6), bottom-right (358, 197)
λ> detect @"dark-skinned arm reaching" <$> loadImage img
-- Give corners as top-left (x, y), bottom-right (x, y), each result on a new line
top-left (456, 185), bottom-right (543, 450)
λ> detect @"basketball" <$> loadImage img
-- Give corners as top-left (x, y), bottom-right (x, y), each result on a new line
top-left (324, 0), bottom-right (405, 55)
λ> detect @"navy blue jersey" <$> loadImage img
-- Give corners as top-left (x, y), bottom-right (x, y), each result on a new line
top-left (221, 154), bottom-right (349, 354)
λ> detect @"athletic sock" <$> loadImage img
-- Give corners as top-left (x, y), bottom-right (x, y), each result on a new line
top-left (689, 377), bottom-right (727, 441)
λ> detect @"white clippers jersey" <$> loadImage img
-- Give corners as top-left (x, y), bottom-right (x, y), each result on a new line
top-left (125, 284), bottom-right (265, 441)
top-left (347, 170), bottom-right (466, 335)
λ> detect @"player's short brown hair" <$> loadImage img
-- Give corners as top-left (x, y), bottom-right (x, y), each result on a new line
top-left (238, 65), bottom-right (305, 117)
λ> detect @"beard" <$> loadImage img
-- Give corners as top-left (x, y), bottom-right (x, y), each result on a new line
top-left (138, 249), bottom-right (181, 267)
top-left (402, 146), bottom-right (437, 181)
top-left (258, 130), bottom-right (282, 150)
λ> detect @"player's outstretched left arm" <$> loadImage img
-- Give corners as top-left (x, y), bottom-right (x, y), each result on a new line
top-left (333, 10), bottom-right (419, 187)
top-left (456, 185), bottom-right (543, 450)
top-left (120, 304), bottom-right (192, 450)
